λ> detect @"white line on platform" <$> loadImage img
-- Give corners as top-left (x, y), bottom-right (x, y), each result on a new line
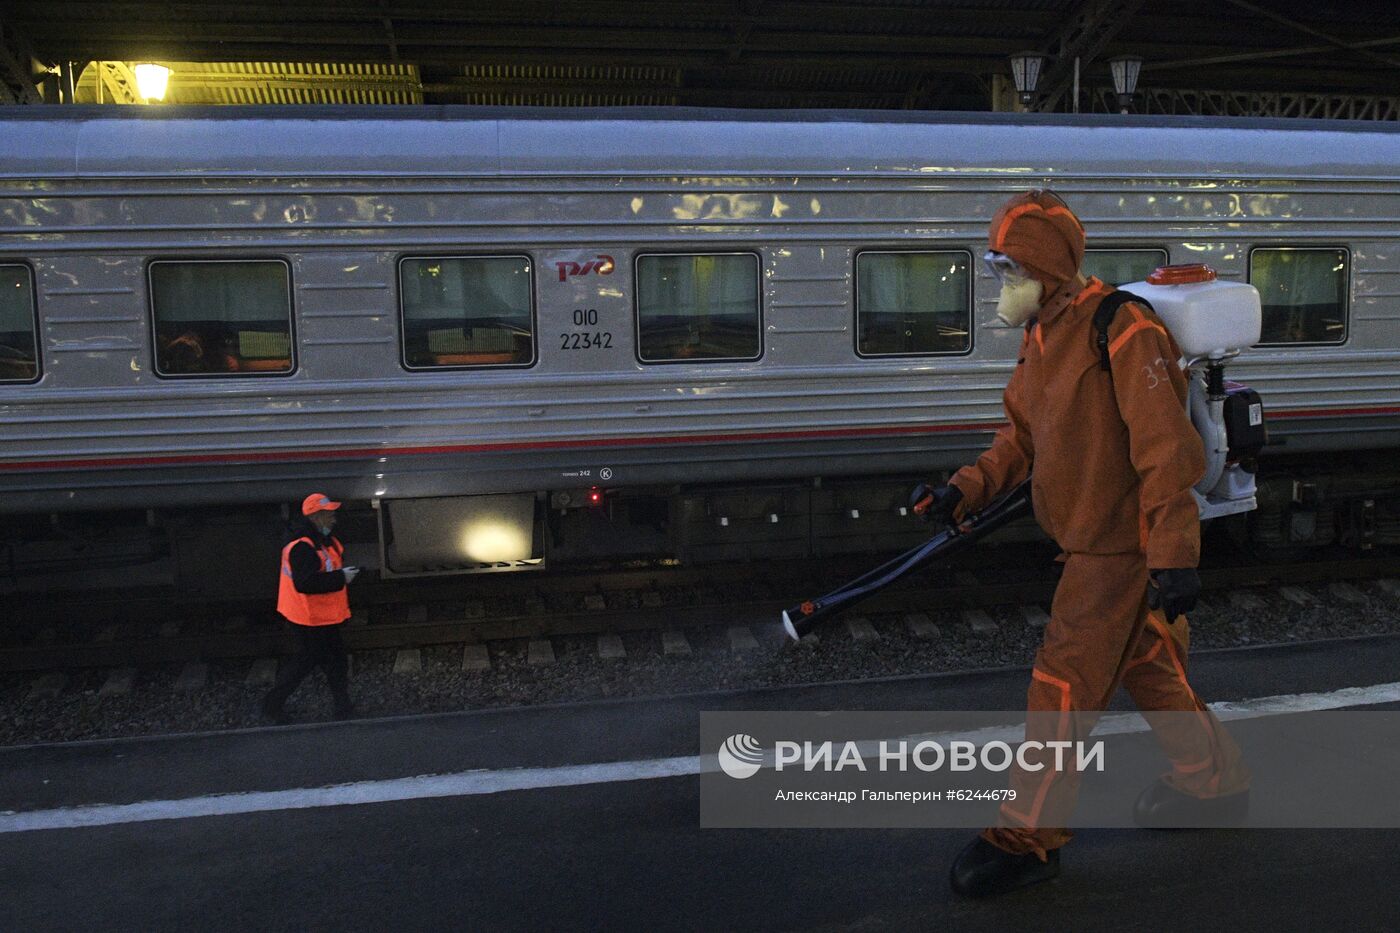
top-left (1209, 681), bottom-right (1400, 715)
top-left (3, 680), bottom-right (1400, 835)
top-left (0, 756), bottom-right (701, 835)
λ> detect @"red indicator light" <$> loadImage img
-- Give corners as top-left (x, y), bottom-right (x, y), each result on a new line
top-left (589, 489), bottom-right (601, 504)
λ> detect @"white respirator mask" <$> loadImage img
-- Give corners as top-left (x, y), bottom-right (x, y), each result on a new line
top-left (995, 274), bottom-right (1044, 327)
top-left (985, 251), bottom-right (1044, 327)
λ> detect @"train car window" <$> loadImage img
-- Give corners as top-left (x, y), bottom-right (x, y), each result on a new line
top-left (855, 251), bottom-right (971, 356)
top-left (149, 260), bottom-right (293, 376)
top-left (635, 253), bottom-right (761, 363)
top-left (0, 264), bottom-right (39, 383)
top-left (1249, 248), bottom-right (1349, 345)
top-left (398, 256), bottom-right (534, 369)
top-left (1082, 249), bottom-right (1169, 287)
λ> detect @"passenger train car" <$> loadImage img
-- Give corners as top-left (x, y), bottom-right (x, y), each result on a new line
top-left (1, 107), bottom-right (1397, 594)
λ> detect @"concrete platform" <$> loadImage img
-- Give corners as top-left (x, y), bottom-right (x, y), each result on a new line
top-left (3, 634), bottom-right (1400, 931)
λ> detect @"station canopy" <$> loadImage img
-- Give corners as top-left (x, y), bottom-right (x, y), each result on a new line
top-left (3, 1), bottom-right (1400, 118)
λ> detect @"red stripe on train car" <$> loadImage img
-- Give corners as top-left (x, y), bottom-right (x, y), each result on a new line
top-left (1264, 405), bottom-right (1400, 419)
top-left (0, 421), bottom-right (988, 473)
top-left (1, 405), bottom-right (1397, 473)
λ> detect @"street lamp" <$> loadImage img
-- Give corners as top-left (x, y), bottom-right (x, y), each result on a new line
top-left (1008, 51), bottom-right (1046, 107)
top-left (134, 63), bottom-right (171, 102)
top-left (1108, 55), bottom-right (1142, 114)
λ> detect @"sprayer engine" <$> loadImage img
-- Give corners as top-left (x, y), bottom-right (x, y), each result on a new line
top-left (1124, 264), bottom-right (1266, 521)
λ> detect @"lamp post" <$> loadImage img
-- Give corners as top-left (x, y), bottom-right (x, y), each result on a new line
top-left (1008, 51), bottom-right (1046, 108)
top-left (1108, 55), bottom-right (1142, 114)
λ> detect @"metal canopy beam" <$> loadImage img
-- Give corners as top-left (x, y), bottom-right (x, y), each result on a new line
top-left (421, 77), bottom-right (909, 108)
top-left (96, 61), bottom-right (143, 104)
top-left (0, 17), bottom-right (45, 104)
top-left (1089, 84), bottom-right (1400, 121)
top-left (378, 0), bottom-right (399, 64)
top-left (1144, 34), bottom-right (1400, 74)
top-left (1220, 0), bottom-right (1400, 70)
top-left (1030, 0), bottom-right (1146, 112)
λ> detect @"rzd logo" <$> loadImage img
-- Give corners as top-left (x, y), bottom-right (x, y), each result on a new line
top-left (556, 255), bottom-right (615, 282)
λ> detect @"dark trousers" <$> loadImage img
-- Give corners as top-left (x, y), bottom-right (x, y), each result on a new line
top-left (264, 621), bottom-right (350, 711)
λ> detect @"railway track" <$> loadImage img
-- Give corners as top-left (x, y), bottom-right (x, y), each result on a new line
top-left (4, 548), bottom-right (1399, 675)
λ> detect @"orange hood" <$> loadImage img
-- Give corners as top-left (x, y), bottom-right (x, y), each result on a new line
top-left (988, 190), bottom-right (1086, 299)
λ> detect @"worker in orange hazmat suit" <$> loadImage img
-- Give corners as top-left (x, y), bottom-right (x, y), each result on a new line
top-left (917, 190), bottom-right (1250, 899)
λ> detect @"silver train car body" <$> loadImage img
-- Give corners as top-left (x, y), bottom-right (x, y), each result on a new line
top-left (2, 108), bottom-right (1398, 586)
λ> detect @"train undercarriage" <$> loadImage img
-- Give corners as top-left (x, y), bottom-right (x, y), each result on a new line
top-left (2, 448), bottom-right (1397, 600)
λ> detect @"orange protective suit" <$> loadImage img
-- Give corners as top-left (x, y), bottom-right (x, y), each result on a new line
top-left (951, 191), bottom-right (1249, 857)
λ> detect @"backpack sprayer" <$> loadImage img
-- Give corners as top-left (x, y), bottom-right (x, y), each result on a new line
top-left (780, 264), bottom-right (1267, 641)
top-left (1127, 264), bottom-right (1268, 521)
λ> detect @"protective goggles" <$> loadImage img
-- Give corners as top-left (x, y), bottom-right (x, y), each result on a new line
top-left (983, 250), bottom-right (1029, 284)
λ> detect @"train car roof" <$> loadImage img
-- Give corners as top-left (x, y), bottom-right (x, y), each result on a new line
top-left (4, 105), bottom-right (1399, 180)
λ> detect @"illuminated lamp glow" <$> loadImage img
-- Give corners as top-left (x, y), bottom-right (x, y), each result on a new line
top-left (134, 63), bottom-right (171, 102)
top-left (457, 519), bottom-right (532, 563)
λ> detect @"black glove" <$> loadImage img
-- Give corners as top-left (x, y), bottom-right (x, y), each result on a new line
top-left (1147, 568), bottom-right (1200, 621)
top-left (910, 483), bottom-right (963, 526)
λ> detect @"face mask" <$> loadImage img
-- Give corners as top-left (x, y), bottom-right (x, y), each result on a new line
top-left (995, 274), bottom-right (1044, 327)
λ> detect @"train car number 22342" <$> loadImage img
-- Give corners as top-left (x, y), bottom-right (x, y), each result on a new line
top-left (560, 308), bottom-right (612, 350)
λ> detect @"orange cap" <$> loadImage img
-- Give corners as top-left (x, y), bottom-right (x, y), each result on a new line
top-left (1147, 263), bottom-right (1218, 285)
top-left (987, 189), bottom-right (1085, 293)
top-left (301, 493), bottom-right (342, 516)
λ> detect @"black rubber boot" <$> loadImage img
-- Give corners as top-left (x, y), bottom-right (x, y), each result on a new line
top-left (1133, 779), bottom-right (1249, 829)
top-left (949, 836), bottom-right (1060, 899)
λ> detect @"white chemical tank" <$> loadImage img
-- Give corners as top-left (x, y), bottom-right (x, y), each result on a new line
top-left (1120, 264), bottom-right (1261, 359)
top-left (1120, 264), bottom-right (1265, 521)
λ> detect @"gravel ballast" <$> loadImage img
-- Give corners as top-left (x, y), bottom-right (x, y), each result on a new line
top-left (3, 575), bottom-right (1399, 747)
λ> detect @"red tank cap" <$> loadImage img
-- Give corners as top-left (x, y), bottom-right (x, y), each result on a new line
top-left (1146, 263), bottom-right (1218, 285)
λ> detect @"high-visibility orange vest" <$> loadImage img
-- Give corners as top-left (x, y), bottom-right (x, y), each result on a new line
top-left (277, 536), bottom-right (351, 626)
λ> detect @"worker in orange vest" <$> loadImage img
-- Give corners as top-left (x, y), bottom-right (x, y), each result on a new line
top-left (261, 493), bottom-right (361, 723)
